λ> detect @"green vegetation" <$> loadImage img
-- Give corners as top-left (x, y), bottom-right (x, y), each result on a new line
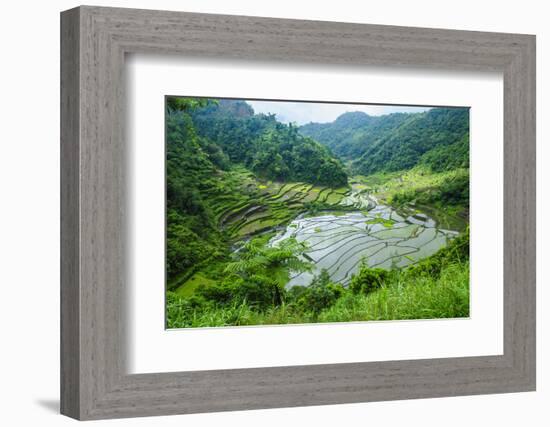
top-left (174, 272), bottom-right (216, 298)
top-left (391, 170), bottom-right (469, 207)
top-left (165, 98), bottom-right (471, 328)
top-left (352, 167), bottom-right (469, 230)
top-left (190, 99), bottom-right (348, 186)
top-left (167, 231), bottom-right (469, 328)
top-left (166, 98), bottom-right (350, 287)
top-left (317, 262), bottom-right (469, 322)
top-left (365, 217), bottom-right (394, 228)
top-left (300, 107), bottom-right (469, 175)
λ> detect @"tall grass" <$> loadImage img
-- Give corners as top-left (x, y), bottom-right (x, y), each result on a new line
top-left (166, 260), bottom-right (469, 328)
top-left (318, 262), bottom-right (469, 323)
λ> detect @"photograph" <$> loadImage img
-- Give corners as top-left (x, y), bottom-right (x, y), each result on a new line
top-left (1, 0), bottom-right (541, 423)
top-left (165, 96), bottom-right (470, 328)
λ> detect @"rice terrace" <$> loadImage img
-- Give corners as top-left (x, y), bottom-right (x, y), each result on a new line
top-left (165, 97), bottom-right (470, 328)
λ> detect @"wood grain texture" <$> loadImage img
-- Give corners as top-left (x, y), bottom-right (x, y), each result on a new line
top-left (60, 5), bottom-right (536, 420)
top-left (60, 7), bottom-right (80, 419)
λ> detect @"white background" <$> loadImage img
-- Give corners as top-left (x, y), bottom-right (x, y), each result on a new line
top-left (128, 57), bottom-right (503, 373)
top-left (0, 0), bottom-right (547, 426)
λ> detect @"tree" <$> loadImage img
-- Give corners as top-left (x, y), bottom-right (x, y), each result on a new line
top-left (221, 238), bottom-right (312, 307)
top-left (292, 269), bottom-right (343, 315)
top-left (350, 265), bottom-right (389, 295)
top-left (300, 107), bottom-right (469, 175)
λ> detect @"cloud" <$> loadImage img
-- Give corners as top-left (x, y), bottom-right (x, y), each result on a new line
top-left (246, 100), bottom-right (432, 125)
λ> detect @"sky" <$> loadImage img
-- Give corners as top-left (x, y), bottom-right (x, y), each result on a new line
top-left (246, 100), bottom-right (431, 125)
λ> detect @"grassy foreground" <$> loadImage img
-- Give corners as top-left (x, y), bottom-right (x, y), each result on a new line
top-left (167, 263), bottom-right (469, 328)
top-left (166, 231), bottom-right (469, 328)
top-left (317, 262), bottom-right (469, 323)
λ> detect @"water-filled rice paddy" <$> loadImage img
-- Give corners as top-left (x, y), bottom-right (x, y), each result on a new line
top-left (206, 173), bottom-right (460, 291)
top-left (270, 205), bottom-right (457, 288)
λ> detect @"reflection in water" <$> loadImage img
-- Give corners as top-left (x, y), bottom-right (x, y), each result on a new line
top-left (270, 203), bottom-right (458, 288)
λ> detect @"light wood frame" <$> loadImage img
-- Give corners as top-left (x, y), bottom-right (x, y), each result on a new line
top-left (60, 5), bottom-right (536, 420)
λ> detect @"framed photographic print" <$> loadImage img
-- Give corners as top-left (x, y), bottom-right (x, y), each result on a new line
top-left (61, 5), bottom-right (536, 420)
top-left (163, 97), bottom-right (471, 330)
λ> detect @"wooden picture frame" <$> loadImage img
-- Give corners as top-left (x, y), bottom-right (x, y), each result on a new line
top-left (60, 5), bottom-right (536, 420)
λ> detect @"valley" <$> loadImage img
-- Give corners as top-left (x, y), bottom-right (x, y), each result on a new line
top-left (165, 97), bottom-right (470, 328)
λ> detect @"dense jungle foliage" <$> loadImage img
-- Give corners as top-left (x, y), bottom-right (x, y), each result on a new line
top-left (167, 230), bottom-right (470, 327)
top-left (165, 97), bottom-right (470, 327)
top-left (300, 107), bottom-right (469, 174)
top-left (189, 99), bottom-right (348, 186)
top-left (166, 97), bottom-right (347, 281)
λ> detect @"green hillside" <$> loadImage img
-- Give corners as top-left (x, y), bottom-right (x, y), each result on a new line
top-left (165, 98), bottom-right (470, 328)
top-left (300, 107), bottom-right (469, 174)
top-left (166, 97), bottom-right (349, 286)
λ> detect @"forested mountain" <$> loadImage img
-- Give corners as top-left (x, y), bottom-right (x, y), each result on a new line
top-left (299, 111), bottom-right (409, 159)
top-left (166, 97), bottom-right (347, 280)
top-left (189, 99), bottom-right (348, 186)
top-left (166, 98), bottom-right (471, 328)
top-left (300, 107), bottom-right (469, 175)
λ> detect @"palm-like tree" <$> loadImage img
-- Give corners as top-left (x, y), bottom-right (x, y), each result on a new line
top-left (224, 238), bottom-right (311, 305)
